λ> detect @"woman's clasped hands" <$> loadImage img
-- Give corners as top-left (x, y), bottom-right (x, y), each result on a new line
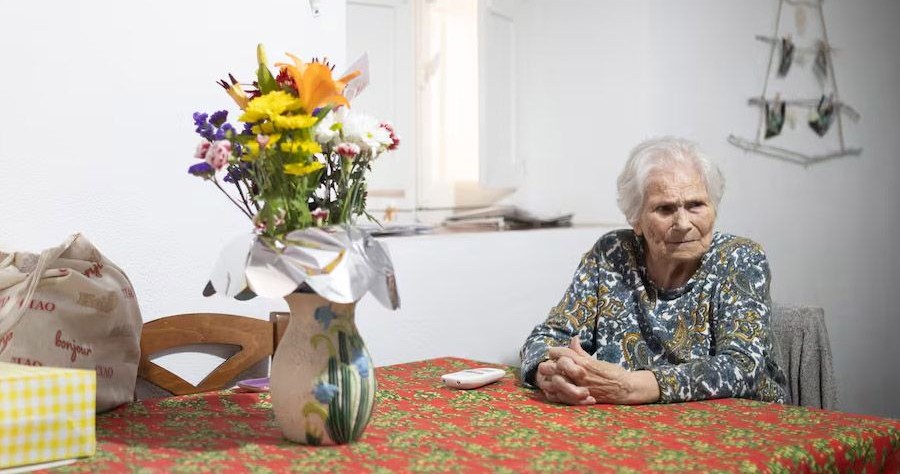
top-left (535, 337), bottom-right (661, 406)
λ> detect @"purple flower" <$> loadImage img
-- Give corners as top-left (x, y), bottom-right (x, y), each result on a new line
top-left (223, 162), bottom-right (251, 183)
top-left (213, 123), bottom-right (236, 141)
top-left (198, 125), bottom-right (214, 140)
top-left (188, 162), bottom-right (213, 176)
top-left (209, 110), bottom-right (228, 127)
top-left (193, 112), bottom-right (215, 141)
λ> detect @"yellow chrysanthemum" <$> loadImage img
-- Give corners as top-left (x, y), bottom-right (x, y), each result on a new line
top-left (242, 142), bottom-right (260, 162)
top-left (251, 123), bottom-right (277, 135)
top-left (242, 134), bottom-right (282, 161)
top-left (239, 91), bottom-right (304, 123)
top-left (272, 114), bottom-right (318, 130)
top-left (283, 161), bottom-right (325, 176)
top-left (279, 140), bottom-right (322, 155)
top-left (267, 133), bottom-right (282, 147)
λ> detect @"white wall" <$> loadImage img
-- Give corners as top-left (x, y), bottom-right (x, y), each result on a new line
top-left (358, 226), bottom-right (611, 367)
top-left (0, 1), bottom-right (347, 321)
top-left (514, 0), bottom-right (900, 417)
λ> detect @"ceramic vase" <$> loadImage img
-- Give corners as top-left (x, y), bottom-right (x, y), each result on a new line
top-left (270, 292), bottom-right (375, 445)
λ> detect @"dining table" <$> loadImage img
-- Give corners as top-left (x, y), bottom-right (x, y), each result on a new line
top-left (48, 357), bottom-right (900, 473)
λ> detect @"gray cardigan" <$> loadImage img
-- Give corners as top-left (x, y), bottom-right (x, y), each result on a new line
top-left (771, 305), bottom-right (838, 409)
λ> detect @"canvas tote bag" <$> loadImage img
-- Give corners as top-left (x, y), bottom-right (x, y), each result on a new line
top-left (0, 234), bottom-right (142, 412)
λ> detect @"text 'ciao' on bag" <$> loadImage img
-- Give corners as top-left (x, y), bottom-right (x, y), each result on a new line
top-left (0, 234), bottom-right (142, 412)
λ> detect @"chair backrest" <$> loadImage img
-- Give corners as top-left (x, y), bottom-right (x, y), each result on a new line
top-left (270, 311), bottom-right (290, 353)
top-left (769, 304), bottom-right (838, 409)
top-left (138, 313), bottom-right (278, 397)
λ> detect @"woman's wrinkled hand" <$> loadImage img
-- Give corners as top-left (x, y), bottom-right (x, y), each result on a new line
top-left (546, 337), bottom-right (661, 405)
top-left (535, 357), bottom-right (596, 405)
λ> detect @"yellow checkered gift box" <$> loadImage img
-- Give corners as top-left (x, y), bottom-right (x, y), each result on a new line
top-left (0, 363), bottom-right (96, 469)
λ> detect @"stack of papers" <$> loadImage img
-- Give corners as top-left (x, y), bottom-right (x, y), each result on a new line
top-left (443, 206), bottom-right (573, 231)
top-left (357, 223), bottom-right (433, 237)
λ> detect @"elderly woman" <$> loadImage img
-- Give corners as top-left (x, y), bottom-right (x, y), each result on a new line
top-left (520, 137), bottom-right (786, 405)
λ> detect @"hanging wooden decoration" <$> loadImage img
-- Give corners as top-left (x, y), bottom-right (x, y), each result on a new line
top-left (728, 0), bottom-right (862, 166)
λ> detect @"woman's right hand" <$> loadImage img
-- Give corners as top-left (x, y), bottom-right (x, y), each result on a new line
top-left (535, 357), bottom-right (597, 406)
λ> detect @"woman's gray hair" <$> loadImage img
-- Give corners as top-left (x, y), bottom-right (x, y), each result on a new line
top-left (616, 137), bottom-right (725, 226)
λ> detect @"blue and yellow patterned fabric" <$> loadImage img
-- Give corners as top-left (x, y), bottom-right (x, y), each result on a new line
top-left (521, 229), bottom-right (787, 403)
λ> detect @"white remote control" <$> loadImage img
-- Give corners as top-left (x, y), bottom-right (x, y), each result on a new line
top-left (441, 368), bottom-right (506, 389)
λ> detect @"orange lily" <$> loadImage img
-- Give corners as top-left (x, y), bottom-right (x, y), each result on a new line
top-left (275, 53), bottom-right (361, 112)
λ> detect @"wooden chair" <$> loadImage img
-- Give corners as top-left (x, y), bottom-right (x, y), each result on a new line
top-left (137, 313), bottom-right (289, 397)
top-left (271, 311), bottom-right (290, 353)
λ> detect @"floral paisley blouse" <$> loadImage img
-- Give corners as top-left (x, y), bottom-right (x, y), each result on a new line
top-left (520, 229), bottom-right (787, 403)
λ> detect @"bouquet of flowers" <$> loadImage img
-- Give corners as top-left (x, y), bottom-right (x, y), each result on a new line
top-left (189, 44), bottom-right (400, 241)
top-left (192, 45), bottom-right (401, 307)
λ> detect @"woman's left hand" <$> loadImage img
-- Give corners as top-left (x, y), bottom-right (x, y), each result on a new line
top-left (548, 337), bottom-right (661, 405)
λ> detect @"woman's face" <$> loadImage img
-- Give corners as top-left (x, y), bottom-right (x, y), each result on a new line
top-left (634, 164), bottom-right (716, 265)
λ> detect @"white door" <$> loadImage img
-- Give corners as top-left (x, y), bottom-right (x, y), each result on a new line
top-left (347, 0), bottom-right (417, 217)
top-left (479, 0), bottom-right (521, 189)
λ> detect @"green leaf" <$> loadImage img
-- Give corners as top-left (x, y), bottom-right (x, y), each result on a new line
top-left (315, 105), bottom-right (334, 123)
top-left (256, 64), bottom-right (278, 94)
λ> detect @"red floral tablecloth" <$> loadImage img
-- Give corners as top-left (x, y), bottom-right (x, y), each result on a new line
top-left (53, 357), bottom-right (899, 473)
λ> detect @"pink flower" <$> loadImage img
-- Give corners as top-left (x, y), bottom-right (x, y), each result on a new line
top-left (194, 139), bottom-right (212, 159)
top-left (336, 142), bottom-right (361, 159)
top-left (254, 218), bottom-right (268, 233)
top-left (311, 208), bottom-right (330, 226)
top-left (380, 122), bottom-right (400, 151)
top-left (205, 140), bottom-right (232, 170)
top-left (252, 209), bottom-right (285, 232)
top-left (257, 134), bottom-right (270, 148)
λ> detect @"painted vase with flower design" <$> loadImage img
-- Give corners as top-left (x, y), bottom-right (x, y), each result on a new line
top-left (270, 292), bottom-right (375, 445)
